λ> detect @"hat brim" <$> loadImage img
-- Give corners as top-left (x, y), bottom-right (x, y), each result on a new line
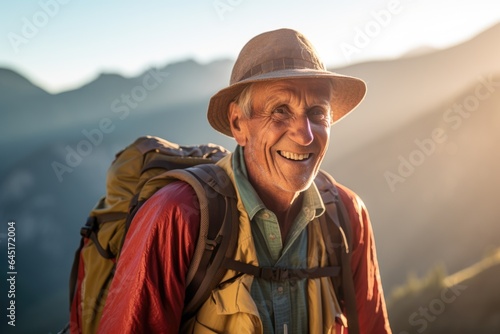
top-left (207, 69), bottom-right (367, 137)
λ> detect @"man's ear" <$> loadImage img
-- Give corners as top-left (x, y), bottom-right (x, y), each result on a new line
top-left (229, 102), bottom-right (247, 146)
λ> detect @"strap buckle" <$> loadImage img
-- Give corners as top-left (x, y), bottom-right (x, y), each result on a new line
top-left (80, 216), bottom-right (97, 238)
top-left (260, 267), bottom-right (289, 282)
top-left (205, 235), bottom-right (222, 251)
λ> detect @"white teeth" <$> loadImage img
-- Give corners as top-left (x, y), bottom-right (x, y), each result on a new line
top-left (279, 151), bottom-right (310, 161)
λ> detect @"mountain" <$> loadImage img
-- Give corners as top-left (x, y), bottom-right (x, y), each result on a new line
top-left (0, 58), bottom-right (234, 174)
top-left (400, 45), bottom-right (439, 58)
top-left (1, 23), bottom-right (500, 333)
top-left (0, 68), bottom-right (49, 101)
top-left (330, 22), bottom-right (500, 159)
top-left (324, 76), bottom-right (500, 290)
top-left (387, 249), bottom-right (500, 333)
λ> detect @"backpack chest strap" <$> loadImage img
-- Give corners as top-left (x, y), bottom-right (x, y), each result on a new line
top-left (223, 258), bottom-right (341, 282)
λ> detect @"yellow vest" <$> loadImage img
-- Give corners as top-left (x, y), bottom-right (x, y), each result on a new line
top-left (181, 154), bottom-right (343, 334)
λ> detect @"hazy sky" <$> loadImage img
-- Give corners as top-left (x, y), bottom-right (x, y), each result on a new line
top-left (1, 0), bottom-right (499, 93)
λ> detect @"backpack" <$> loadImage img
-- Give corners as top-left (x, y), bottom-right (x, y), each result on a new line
top-left (66, 136), bottom-right (239, 334)
top-left (63, 135), bottom-right (359, 334)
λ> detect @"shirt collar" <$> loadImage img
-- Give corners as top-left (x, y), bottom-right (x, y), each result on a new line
top-left (231, 145), bottom-right (325, 221)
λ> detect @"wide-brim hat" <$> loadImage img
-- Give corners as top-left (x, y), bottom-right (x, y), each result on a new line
top-left (207, 28), bottom-right (367, 137)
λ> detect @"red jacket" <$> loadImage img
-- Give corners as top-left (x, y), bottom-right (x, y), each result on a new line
top-left (98, 181), bottom-right (391, 333)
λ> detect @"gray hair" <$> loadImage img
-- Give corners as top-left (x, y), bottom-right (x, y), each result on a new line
top-left (234, 84), bottom-right (254, 118)
top-left (234, 80), bottom-right (335, 121)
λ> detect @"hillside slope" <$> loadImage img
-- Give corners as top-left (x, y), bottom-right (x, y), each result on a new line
top-left (388, 249), bottom-right (500, 333)
top-left (331, 22), bottom-right (500, 158)
top-left (1, 23), bottom-right (500, 334)
top-left (326, 75), bottom-right (500, 289)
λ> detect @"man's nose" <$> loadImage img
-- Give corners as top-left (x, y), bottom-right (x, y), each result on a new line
top-left (288, 116), bottom-right (314, 146)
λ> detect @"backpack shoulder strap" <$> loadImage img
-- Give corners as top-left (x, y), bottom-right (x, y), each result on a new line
top-left (315, 170), bottom-right (360, 334)
top-left (165, 164), bottom-right (239, 319)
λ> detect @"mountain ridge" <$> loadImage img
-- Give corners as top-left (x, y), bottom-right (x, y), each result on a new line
top-left (387, 249), bottom-right (500, 333)
top-left (1, 23), bottom-right (500, 334)
top-left (329, 22), bottom-right (500, 158)
top-left (326, 74), bottom-right (500, 289)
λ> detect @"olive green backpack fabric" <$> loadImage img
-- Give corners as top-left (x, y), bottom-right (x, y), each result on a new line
top-left (66, 136), bottom-right (238, 334)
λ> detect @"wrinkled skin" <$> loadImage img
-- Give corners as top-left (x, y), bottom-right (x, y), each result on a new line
top-left (229, 78), bottom-right (333, 236)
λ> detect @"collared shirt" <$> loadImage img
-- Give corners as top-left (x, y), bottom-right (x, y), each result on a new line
top-left (232, 146), bottom-right (325, 334)
top-left (99, 152), bottom-right (392, 334)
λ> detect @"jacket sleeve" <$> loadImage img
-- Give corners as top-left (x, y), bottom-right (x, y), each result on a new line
top-left (337, 184), bottom-right (392, 334)
top-left (98, 181), bottom-right (200, 334)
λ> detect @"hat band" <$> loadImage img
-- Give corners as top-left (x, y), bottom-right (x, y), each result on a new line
top-left (238, 57), bottom-right (321, 82)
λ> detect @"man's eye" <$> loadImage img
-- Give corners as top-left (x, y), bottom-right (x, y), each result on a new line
top-left (272, 106), bottom-right (287, 114)
top-left (308, 107), bottom-right (332, 124)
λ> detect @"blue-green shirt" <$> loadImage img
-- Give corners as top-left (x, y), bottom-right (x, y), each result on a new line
top-left (232, 146), bottom-right (325, 334)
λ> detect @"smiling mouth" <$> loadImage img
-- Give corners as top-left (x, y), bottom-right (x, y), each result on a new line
top-left (278, 150), bottom-right (311, 161)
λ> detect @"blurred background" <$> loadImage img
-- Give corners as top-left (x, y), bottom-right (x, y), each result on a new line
top-left (1, 0), bottom-right (499, 333)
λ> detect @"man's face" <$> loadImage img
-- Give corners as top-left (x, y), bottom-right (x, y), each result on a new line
top-left (231, 78), bottom-right (332, 196)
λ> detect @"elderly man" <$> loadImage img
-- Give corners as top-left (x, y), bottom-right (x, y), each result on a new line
top-left (99, 29), bottom-right (391, 333)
